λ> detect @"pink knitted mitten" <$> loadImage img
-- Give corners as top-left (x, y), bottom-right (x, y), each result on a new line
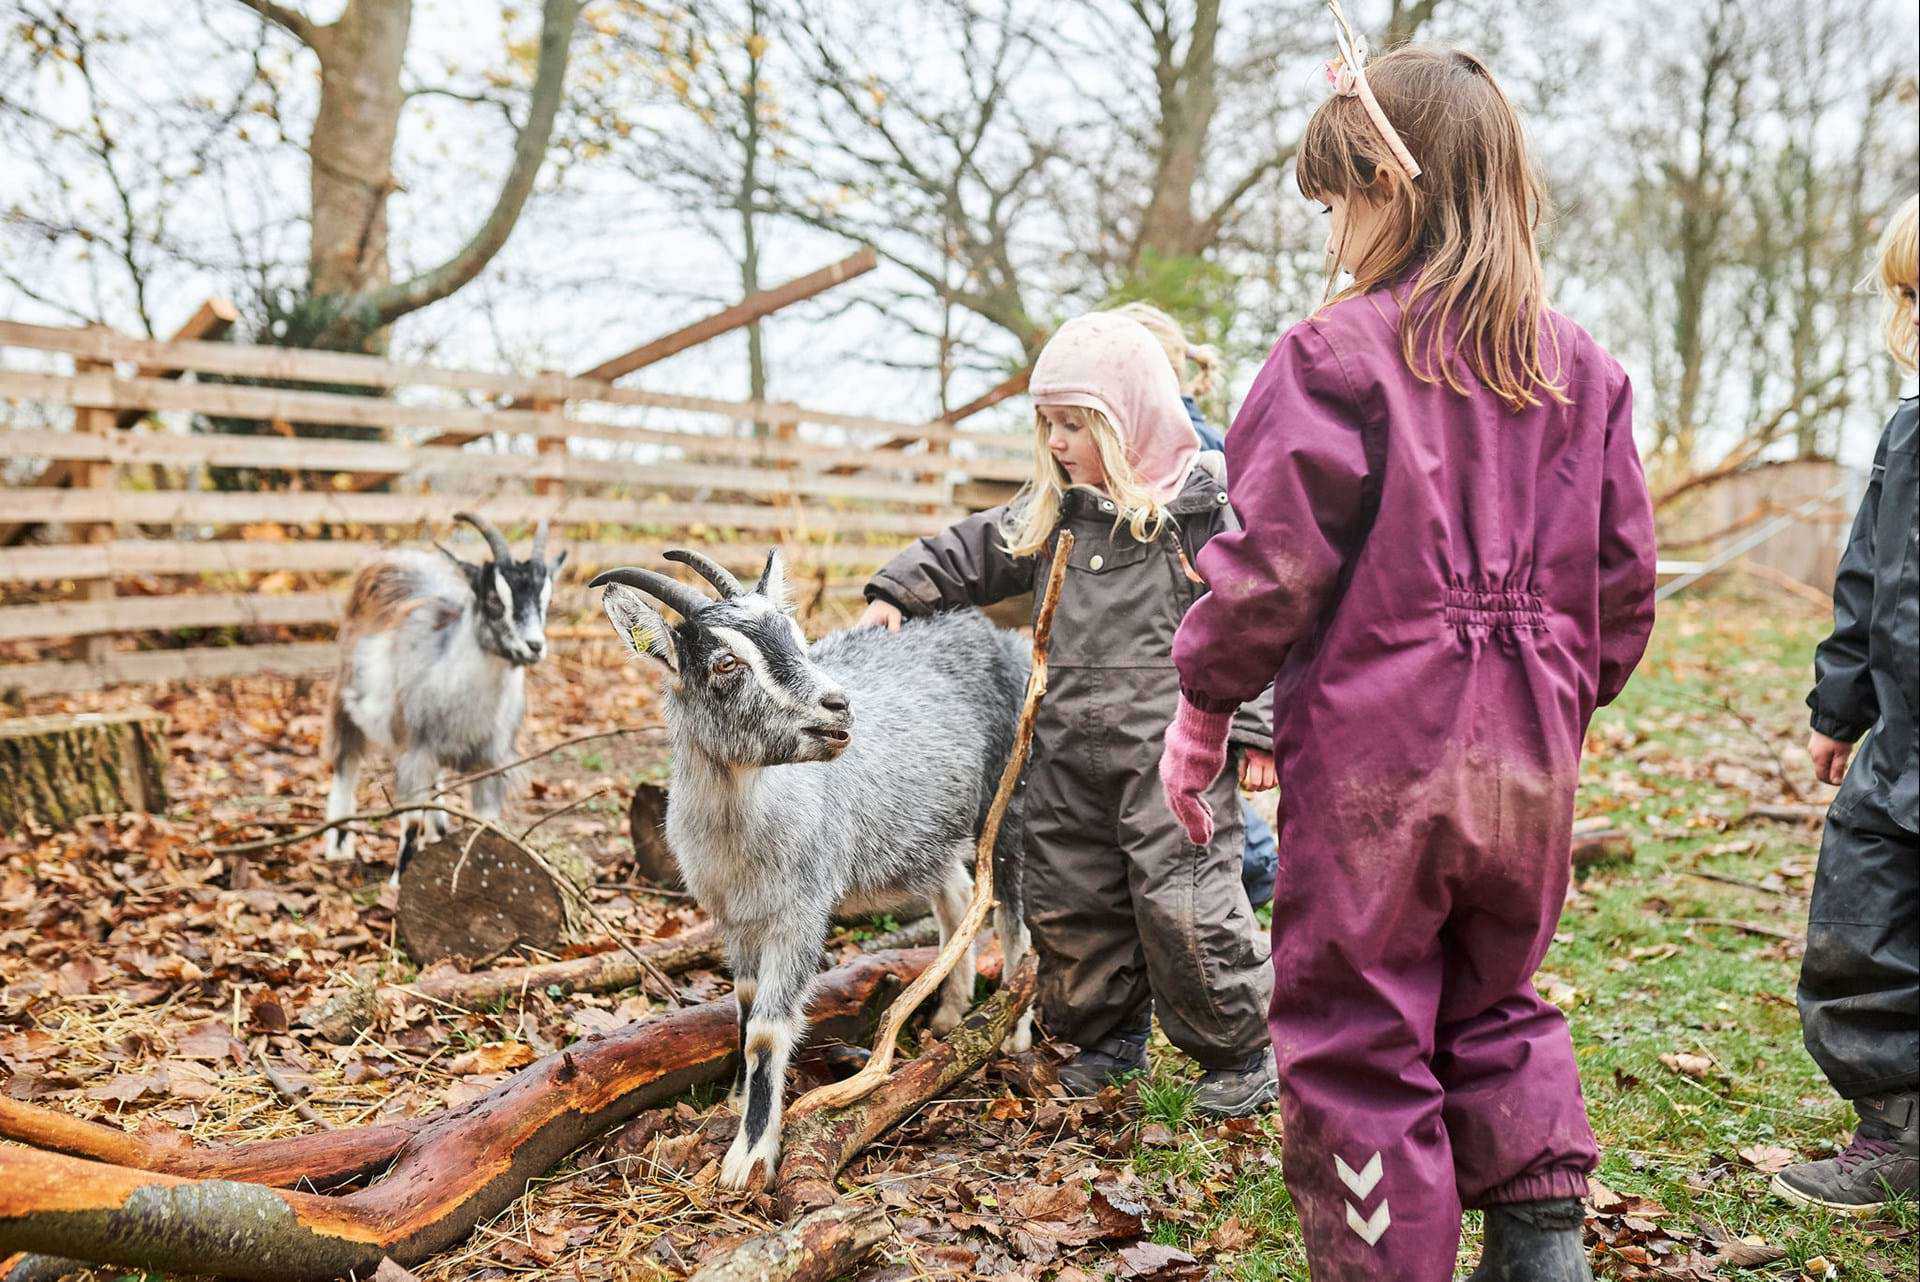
top-left (1160, 694), bottom-right (1232, 846)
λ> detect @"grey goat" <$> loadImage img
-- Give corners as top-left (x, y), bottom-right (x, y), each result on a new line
top-left (324, 512), bottom-right (566, 877)
top-left (593, 548), bottom-right (1031, 1191)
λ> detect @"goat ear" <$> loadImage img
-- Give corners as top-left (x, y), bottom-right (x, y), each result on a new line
top-left (436, 541), bottom-right (481, 580)
top-left (548, 548), bottom-right (568, 575)
top-left (602, 584), bottom-right (677, 670)
top-left (755, 548), bottom-right (792, 614)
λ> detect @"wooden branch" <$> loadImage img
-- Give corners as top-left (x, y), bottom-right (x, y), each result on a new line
top-left (686, 1205), bottom-right (891, 1282)
top-left (775, 954), bottom-right (1037, 1219)
top-left (790, 529), bottom-right (1072, 1115)
top-left (412, 924), bottom-right (721, 1007)
top-left (579, 247), bottom-right (877, 384)
top-left (0, 949), bottom-right (935, 1280)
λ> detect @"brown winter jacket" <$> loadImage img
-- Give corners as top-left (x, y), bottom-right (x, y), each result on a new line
top-left (866, 457), bottom-right (1274, 753)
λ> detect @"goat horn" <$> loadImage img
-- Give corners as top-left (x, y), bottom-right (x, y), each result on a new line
top-left (453, 511), bottom-right (512, 563)
top-left (662, 549), bottom-right (744, 598)
top-left (587, 567), bottom-right (710, 619)
top-left (532, 518), bottom-right (550, 562)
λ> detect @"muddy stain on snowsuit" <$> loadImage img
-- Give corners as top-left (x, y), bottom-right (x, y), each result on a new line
top-left (1172, 291), bottom-right (1657, 1280)
top-left (868, 461), bottom-right (1275, 1066)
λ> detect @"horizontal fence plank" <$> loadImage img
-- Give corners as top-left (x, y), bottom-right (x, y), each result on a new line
top-left (0, 490), bottom-right (955, 537)
top-left (0, 322), bottom-right (1021, 451)
top-left (0, 370), bottom-right (1026, 479)
top-left (0, 537), bottom-right (902, 584)
top-left (0, 642), bottom-right (340, 698)
top-left (0, 425), bottom-right (960, 507)
top-left (0, 590), bottom-right (343, 642)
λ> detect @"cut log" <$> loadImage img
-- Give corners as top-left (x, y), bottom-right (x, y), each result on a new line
top-left (0, 948), bottom-right (934, 1281)
top-left (776, 953), bottom-right (1038, 1219)
top-left (0, 709), bottom-right (166, 831)
top-left (627, 780), bottom-right (682, 890)
top-left (395, 826), bottom-right (592, 965)
top-left (1570, 818), bottom-right (1633, 867)
top-left (687, 1204), bottom-right (891, 1282)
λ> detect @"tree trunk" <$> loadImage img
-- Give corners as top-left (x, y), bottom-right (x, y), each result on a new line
top-left (0, 710), bottom-right (167, 831)
top-left (305, 0), bottom-right (411, 304)
top-left (0, 949), bottom-right (934, 1281)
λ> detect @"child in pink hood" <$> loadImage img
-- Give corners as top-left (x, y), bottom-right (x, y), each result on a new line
top-left (862, 312), bottom-right (1279, 1113)
top-left (1160, 41), bottom-right (1656, 1282)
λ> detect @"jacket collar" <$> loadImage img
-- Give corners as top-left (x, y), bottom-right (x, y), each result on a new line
top-left (1058, 460), bottom-right (1228, 521)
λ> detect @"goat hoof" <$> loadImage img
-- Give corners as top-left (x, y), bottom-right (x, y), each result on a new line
top-left (718, 1138), bottom-right (777, 1192)
top-left (1002, 1020), bottom-right (1034, 1055)
top-left (323, 836), bottom-right (357, 863)
top-left (927, 1001), bottom-right (967, 1037)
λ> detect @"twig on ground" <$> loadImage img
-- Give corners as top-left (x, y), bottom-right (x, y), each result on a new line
top-left (1686, 917), bottom-right (1803, 943)
top-left (427, 725), bottom-right (664, 800)
top-left (227, 1037), bottom-right (333, 1131)
top-left (519, 786), bottom-right (613, 840)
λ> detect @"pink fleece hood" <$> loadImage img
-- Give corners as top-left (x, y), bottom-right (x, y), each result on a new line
top-left (1030, 312), bottom-right (1200, 504)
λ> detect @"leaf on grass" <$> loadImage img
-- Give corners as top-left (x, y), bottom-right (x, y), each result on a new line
top-left (1137, 1121), bottom-right (1175, 1147)
top-left (1736, 1143), bottom-right (1798, 1173)
top-left (1659, 1051), bottom-right (1714, 1079)
top-left (1116, 1241), bottom-right (1205, 1280)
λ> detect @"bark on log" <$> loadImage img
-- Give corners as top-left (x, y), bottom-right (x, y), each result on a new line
top-left (396, 826), bottom-right (592, 965)
top-left (775, 953), bottom-right (1038, 1220)
top-left (0, 948), bottom-right (934, 1280)
top-left (412, 923), bottom-right (721, 1007)
top-left (0, 710), bottom-right (166, 831)
top-left (686, 1204), bottom-right (891, 1282)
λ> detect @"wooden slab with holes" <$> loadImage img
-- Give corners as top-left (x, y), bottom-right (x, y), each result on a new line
top-left (395, 827), bottom-right (592, 966)
top-left (0, 708), bottom-right (168, 831)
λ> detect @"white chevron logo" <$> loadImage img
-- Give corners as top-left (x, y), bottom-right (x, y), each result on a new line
top-left (1335, 1151), bottom-right (1383, 1200)
top-left (1346, 1198), bottom-right (1392, 1245)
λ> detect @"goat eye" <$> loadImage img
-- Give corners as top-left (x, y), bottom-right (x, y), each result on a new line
top-left (711, 654), bottom-right (741, 676)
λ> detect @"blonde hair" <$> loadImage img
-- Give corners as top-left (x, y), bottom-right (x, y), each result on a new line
top-left (1002, 405), bottom-right (1171, 558)
top-left (1297, 44), bottom-right (1565, 412)
top-left (1876, 193), bottom-right (1918, 372)
top-left (1110, 301), bottom-right (1223, 399)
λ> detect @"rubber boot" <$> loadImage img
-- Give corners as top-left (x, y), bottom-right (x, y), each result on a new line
top-left (1465, 1198), bottom-right (1593, 1282)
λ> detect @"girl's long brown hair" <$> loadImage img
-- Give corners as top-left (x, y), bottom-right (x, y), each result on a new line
top-left (1298, 44), bottom-right (1566, 411)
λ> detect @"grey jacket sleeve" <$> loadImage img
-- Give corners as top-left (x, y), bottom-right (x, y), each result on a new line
top-left (1808, 430), bottom-right (1887, 742)
top-left (865, 504), bottom-right (1039, 617)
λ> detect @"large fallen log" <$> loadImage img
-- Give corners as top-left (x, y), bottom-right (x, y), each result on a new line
top-left (776, 952), bottom-right (1038, 1220)
top-left (685, 1204), bottom-right (892, 1282)
top-left (0, 948), bottom-right (933, 1281)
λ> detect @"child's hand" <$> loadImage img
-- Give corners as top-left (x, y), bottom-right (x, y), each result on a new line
top-left (1239, 749), bottom-right (1276, 792)
top-left (1161, 696), bottom-right (1233, 845)
top-left (858, 599), bottom-right (904, 632)
top-left (1808, 731), bottom-right (1853, 786)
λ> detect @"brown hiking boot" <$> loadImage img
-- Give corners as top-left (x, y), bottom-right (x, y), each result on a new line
top-left (1771, 1093), bottom-right (1919, 1214)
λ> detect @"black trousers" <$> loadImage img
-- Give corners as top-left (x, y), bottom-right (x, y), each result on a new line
top-left (1797, 805), bottom-right (1920, 1099)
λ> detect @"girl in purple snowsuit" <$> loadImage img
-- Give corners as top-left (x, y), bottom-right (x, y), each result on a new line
top-left (1159, 38), bottom-right (1657, 1282)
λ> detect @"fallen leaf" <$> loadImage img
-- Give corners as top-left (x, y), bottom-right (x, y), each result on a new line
top-left (1659, 1052), bottom-right (1714, 1079)
top-left (445, 1041), bottom-right (538, 1076)
top-left (1116, 1241), bottom-right (1204, 1280)
top-left (1737, 1144), bottom-right (1798, 1173)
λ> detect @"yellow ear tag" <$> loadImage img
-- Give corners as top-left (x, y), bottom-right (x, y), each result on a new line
top-left (630, 624), bottom-right (655, 652)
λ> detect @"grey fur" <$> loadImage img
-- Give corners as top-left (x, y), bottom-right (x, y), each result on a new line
top-left (594, 550), bottom-right (1032, 1190)
top-left (324, 521), bottom-right (566, 877)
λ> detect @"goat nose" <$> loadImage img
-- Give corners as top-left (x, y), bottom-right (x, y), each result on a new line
top-left (819, 692), bottom-right (850, 715)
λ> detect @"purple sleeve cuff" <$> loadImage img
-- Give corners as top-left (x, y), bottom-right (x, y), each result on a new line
top-left (1179, 685), bottom-right (1244, 717)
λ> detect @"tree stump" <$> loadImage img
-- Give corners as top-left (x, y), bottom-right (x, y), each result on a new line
top-left (0, 709), bottom-right (167, 831)
top-left (627, 781), bottom-right (684, 891)
top-left (395, 827), bottom-right (592, 966)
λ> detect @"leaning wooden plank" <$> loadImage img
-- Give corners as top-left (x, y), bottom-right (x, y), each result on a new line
top-left (0, 537), bottom-right (901, 586)
top-left (0, 427), bottom-right (956, 508)
top-left (0, 709), bottom-right (167, 830)
top-left (828, 365), bottom-right (1036, 477)
top-left (0, 949), bottom-right (931, 1281)
top-left (0, 492), bottom-right (956, 538)
top-left (0, 642), bottom-right (339, 699)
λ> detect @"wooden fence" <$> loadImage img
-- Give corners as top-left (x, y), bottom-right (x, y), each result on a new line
top-left (0, 262), bottom-right (1028, 697)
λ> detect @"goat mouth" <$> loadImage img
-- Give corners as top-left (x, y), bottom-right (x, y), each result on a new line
top-left (804, 726), bottom-right (851, 748)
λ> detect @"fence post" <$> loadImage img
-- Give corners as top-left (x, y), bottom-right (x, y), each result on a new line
top-left (75, 338), bottom-right (116, 664)
top-left (532, 370), bottom-right (563, 498)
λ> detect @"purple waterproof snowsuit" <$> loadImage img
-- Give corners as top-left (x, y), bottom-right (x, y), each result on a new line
top-left (1171, 290), bottom-right (1657, 1280)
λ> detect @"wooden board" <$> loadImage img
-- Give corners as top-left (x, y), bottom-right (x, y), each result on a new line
top-left (0, 642), bottom-right (340, 698)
